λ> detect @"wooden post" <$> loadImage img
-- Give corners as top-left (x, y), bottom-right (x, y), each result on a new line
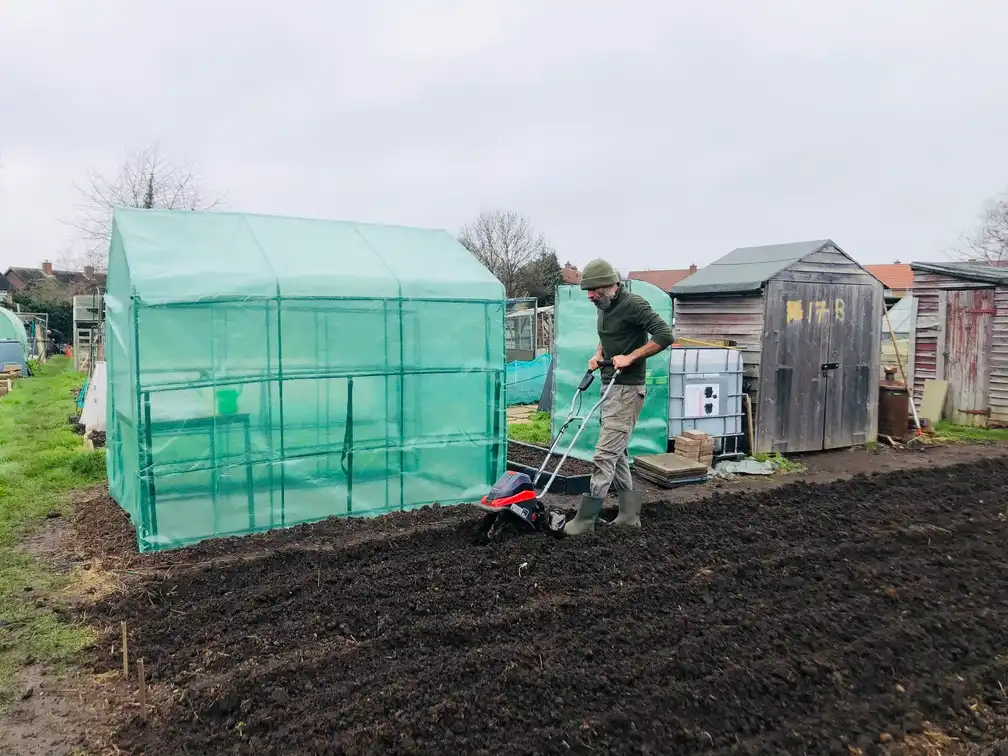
top-left (121, 621), bottom-right (128, 678)
top-left (137, 658), bottom-right (147, 720)
top-left (743, 394), bottom-right (756, 456)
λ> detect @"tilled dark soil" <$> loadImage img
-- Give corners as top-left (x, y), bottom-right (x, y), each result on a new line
top-left (508, 440), bottom-right (595, 477)
top-left (82, 458), bottom-right (1008, 755)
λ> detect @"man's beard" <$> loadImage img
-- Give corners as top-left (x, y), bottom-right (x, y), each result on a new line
top-left (592, 292), bottom-right (614, 311)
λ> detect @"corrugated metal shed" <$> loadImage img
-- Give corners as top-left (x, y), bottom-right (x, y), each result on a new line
top-left (908, 261), bottom-right (1008, 427)
top-left (672, 240), bottom-right (884, 453)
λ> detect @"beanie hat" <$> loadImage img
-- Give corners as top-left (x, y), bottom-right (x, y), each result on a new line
top-left (579, 258), bottom-right (620, 289)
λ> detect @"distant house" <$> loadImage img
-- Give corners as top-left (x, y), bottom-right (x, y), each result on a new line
top-left (864, 262), bottom-right (914, 303)
top-left (561, 261), bottom-right (581, 285)
top-left (2, 260), bottom-right (106, 297)
top-left (560, 261), bottom-right (701, 293)
top-left (627, 264), bottom-right (698, 294)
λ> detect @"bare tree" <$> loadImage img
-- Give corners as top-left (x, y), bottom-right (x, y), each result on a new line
top-left (64, 144), bottom-right (224, 271)
top-left (952, 190), bottom-right (1008, 266)
top-left (458, 209), bottom-right (558, 298)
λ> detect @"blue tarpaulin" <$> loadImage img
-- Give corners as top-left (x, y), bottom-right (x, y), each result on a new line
top-left (506, 353), bottom-right (551, 405)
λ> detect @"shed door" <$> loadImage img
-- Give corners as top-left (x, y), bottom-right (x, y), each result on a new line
top-left (944, 289), bottom-right (994, 426)
top-left (822, 284), bottom-right (881, 448)
top-left (758, 280), bottom-right (832, 453)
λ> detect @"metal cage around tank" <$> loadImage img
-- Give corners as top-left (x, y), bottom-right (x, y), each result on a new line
top-left (668, 346), bottom-right (746, 457)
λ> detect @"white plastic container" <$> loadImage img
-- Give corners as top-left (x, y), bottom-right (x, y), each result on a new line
top-left (668, 347), bottom-right (744, 443)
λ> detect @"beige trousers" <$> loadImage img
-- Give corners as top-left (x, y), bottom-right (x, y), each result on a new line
top-left (589, 383), bottom-right (646, 498)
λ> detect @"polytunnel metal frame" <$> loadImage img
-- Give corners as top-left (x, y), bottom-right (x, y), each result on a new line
top-left (116, 291), bottom-right (508, 548)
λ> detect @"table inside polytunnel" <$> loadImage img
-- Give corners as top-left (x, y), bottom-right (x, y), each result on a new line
top-left (103, 208), bottom-right (507, 552)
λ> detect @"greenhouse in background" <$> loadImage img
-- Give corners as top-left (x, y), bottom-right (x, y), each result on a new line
top-left (104, 207), bottom-right (507, 552)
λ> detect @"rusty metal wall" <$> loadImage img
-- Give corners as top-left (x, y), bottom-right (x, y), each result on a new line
top-left (672, 294), bottom-right (764, 378)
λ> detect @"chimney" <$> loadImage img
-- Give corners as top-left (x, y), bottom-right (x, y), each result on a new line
top-left (689, 263), bottom-right (697, 273)
top-left (83, 265), bottom-right (95, 279)
top-left (41, 260), bottom-right (53, 276)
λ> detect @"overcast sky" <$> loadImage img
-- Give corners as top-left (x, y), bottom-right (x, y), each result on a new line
top-left (2, 0), bottom-right (1007, 275)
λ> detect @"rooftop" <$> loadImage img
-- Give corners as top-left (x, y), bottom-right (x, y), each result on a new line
top-left (627, 265), bottom-right (697, 293)
top-left (865, 263), bottom-right (914, 292)
top-left (3, 265), bottom-right (106, 291)
top-left (669, 240), bottom-right (842, 296)
top-left (910, 261), bottom-right (1008, 285)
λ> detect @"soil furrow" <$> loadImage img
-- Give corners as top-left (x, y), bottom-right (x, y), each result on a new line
top-left (70, 456), bottom-right (1008, 754)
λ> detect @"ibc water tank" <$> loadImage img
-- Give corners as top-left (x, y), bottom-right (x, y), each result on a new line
top-left (668, 347), bottom-right (744, 447)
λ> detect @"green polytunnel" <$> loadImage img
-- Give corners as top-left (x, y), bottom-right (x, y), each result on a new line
top-left (0, 306), bottom-right (29, 358)
top-left (104, 207), bottom-right (507, 553)
top-left (550, 280), bottom-right (672, 462)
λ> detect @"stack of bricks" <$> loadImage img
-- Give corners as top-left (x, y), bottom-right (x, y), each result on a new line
top-left (674, 430), bottom-right (715, 468)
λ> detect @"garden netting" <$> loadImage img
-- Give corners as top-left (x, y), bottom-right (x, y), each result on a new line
top-left (505, 354), bottom-right (550, 405)
top-left (104, 207), bottom-right (507, 552)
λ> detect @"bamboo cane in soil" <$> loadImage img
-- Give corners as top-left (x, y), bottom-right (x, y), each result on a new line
top-left (121, 621), bottom-right (128, 678)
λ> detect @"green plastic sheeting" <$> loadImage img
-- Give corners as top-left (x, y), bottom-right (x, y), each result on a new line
top-left (0, 306), bottom-right (29, 358)
top-left (550, 281), bottom-right (673, 463)
top-left (104, 207), bottom-right (507, 553)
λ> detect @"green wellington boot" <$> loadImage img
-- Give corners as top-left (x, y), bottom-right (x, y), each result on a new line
top-left (609, 489), bottom-right (642, 527)
top-left (563, 494), bottom-right (604, 536)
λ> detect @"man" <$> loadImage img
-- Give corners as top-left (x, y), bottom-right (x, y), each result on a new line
top-left (564, 259), bottom-right (675, 535)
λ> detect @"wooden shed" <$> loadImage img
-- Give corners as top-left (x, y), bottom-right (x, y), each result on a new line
top-left (670, 240), bottom-right (885, 454)
top-left (907, 262), bottom-right (1008, 427)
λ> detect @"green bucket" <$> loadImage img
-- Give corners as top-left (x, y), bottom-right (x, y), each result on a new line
top-left (215, 387), bottom-right (240, 415)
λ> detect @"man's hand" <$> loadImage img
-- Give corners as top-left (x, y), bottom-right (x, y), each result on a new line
top-left (612, 353), bottom-right (635, 371)
top-left (588, 354), bottom-right (601, 371)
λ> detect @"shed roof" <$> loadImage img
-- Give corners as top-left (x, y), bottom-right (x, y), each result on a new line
top-left (108, 207), bottom-right (506, 304)
top-left (669, 239), bottom-right (837, 296)
top-left (909, 261), bottom-right (1008, 285)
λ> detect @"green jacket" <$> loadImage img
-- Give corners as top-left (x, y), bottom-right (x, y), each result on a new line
top-left (597, 286), bottom-right (675, 385)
